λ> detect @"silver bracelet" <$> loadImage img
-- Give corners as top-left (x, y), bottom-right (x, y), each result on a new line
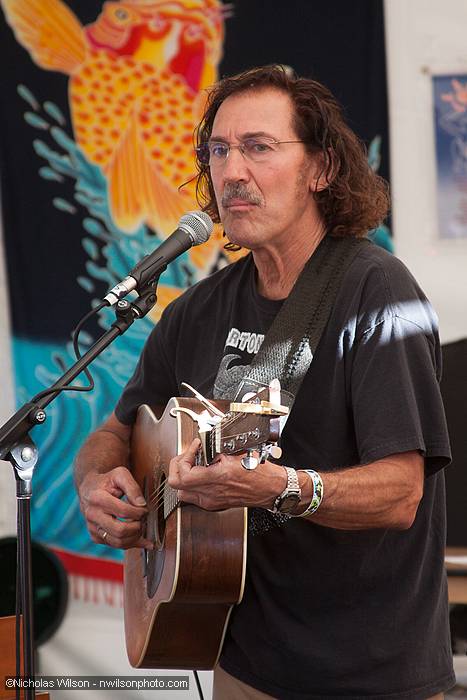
top-left (294, 469), bottom-right (324, 517)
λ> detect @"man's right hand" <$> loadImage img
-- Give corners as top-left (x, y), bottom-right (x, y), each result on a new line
top-left (75, 412), bottom-right (154, 550)
top-left (78, 466), bottom-right (154, 550)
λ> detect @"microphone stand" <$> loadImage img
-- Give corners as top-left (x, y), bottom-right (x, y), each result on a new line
top-left (0, 283), bottom-right (159, 700)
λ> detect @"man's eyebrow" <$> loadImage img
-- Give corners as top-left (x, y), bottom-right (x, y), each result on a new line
top-left (208, 131), bottom-right (276, 142)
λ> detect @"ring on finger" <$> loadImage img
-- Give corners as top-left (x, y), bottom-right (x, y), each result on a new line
top-left (97, 526), bottom-right (108, 542)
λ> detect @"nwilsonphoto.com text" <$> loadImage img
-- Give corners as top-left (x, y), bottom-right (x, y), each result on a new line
top-left (5, 676), bottom-right (190, 691)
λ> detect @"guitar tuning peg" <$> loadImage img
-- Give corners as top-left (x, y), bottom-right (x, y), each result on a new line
top-left (258, 444), bottom-right (282, 464)
top-left (241, 449), bottom-right (259, 470)
top-left (269, 445), bottom-right (282, 459)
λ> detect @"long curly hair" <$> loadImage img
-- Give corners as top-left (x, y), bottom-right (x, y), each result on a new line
top-left (194, 65), bottom-right (390, 239)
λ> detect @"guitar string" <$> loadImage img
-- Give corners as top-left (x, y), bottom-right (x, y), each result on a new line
top-left (148, 485), bottom-right (174, 507)
top-left (145, 486), bottom-right (177, 516)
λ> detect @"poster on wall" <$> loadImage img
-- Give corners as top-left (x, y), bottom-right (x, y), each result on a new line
top-left (433, 74), bottom-right (467, 239)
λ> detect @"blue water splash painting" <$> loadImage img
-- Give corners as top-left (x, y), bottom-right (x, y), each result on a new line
top-left (15, 88), bottom-right (195, 562)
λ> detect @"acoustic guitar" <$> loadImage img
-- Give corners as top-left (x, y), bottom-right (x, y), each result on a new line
top-left (124, 382), bottom-right (286, 670)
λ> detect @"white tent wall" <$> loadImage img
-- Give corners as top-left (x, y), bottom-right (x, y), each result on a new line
top-left (385, 0), bottom-right (467, 343)
top-left (0, 1), bottom-right (466, 697)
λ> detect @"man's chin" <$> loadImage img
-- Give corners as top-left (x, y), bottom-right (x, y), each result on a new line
top-left (222, 210), bottom-right (265, 248)
top-left (222, 231), bottom-right (259, 251)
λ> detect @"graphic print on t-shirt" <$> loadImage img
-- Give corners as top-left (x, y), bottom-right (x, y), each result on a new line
top-left (212, 324), bottom-right (293, 536)
top-left (213, 326), bottom-right (265, 399)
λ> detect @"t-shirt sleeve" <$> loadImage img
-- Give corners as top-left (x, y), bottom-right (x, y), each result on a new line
top-left (114, 312), bottom-right (178, 425)
top-left (351, 314), bottom-right (451, 475)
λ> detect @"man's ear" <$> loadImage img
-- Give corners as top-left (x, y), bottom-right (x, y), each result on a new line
top-left (308, 149), bottom-right (336, 193)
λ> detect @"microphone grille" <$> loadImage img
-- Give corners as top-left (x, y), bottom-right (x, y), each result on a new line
top-left (179, 211), bottom-right (214, 245)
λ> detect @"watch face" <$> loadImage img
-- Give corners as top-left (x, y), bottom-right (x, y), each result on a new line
top-left (279, 494), bottom-right (301, 513)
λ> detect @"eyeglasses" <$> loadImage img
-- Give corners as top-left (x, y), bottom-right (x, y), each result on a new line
top-left (195, 136), bottom-right (306, 166)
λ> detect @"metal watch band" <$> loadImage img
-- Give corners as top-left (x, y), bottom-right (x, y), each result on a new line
top-left (272, 466), bottom-right (301, 513)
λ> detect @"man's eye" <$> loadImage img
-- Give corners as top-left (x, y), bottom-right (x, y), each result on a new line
top-left (210, 143), bottom-right (228, 158)
top-left (246, 140), bottom-right (273, 153)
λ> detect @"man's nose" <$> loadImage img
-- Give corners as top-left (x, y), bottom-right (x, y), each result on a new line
top-left (221, 147), bottom-right (250, 183)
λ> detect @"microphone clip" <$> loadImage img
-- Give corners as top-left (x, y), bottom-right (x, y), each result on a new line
top-left (111, 282), bottom-right (159, 333)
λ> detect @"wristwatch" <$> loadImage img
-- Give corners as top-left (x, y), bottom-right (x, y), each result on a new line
top-left (271, 467), bottom-right (301, 514)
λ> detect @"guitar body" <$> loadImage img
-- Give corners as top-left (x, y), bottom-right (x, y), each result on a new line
top-left (124, 398), bottom-right (248, 670)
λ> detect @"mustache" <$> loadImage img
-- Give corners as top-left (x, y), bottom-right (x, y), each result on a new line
top-left (221, 183), bottom-right (263, 207)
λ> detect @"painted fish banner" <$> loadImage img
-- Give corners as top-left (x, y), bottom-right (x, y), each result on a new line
top-left (0, 0), bottom-right (390, 598)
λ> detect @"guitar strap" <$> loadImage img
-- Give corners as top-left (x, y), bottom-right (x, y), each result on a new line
top-left (213, 233), bottom-right (370, 534)
top-left (214, 234), bottom-right (370, 403)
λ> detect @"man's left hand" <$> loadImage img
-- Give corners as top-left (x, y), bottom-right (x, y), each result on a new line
top-left (167, 438), bottom-right (287, 511)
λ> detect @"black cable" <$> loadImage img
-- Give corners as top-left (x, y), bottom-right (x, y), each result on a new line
top-left (71, 301), bottom-right (108, 376)
top-left (193, 670), bottom-right (205, 700)
top-left (30, 302), bottom-right (107, 404)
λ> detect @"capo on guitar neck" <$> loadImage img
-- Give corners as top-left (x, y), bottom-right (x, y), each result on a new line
top-left (228, 401), bottom-right (289, 416)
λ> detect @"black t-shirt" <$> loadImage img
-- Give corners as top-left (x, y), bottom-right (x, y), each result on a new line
top-left (115, 242), bottom-right (454, 699)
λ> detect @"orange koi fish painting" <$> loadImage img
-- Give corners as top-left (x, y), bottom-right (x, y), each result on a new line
top-left (1, 0), bottom-right (232, 270)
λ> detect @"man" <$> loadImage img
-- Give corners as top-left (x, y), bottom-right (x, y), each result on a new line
top-left (75, 65), bottom-right (454, 699)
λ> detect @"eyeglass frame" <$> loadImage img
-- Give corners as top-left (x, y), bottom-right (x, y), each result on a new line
top-left (195, 137), bottom-right (307, 166)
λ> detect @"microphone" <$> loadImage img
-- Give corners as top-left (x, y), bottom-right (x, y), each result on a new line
top-left (104, 211), bottom-right (213, 305)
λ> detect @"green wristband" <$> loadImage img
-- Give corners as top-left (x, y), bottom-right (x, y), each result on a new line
top-left (295, 469), bottom-right (324, 517)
